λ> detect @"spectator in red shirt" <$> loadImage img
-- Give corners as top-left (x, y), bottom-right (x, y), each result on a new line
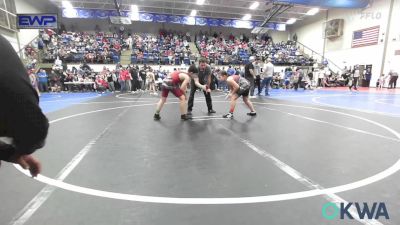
top-left (118, 68), bottom-right (126, 92)
top-left (123, 67), bottom-right (132, 92)
top-left (95, 75), bottom-right (108, 93)
top-left (114, 42), bottom-right (121, 52)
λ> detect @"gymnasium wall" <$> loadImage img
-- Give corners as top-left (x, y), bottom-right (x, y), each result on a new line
top-left (290, 0), bottom-right (398, 86)
top-left (15, 0), bottom-right (43, 50)
top-left (385, 0), bottom-right (400, 73)
top-left (288, 12), bottom-right (326, 57)
top-left (0, 0), bottom-right (57, 52)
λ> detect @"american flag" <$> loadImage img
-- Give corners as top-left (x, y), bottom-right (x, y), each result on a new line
top-left (351, 26), bottom-right (380, 48)
top-left (352, 26), bottom-right (380, 48)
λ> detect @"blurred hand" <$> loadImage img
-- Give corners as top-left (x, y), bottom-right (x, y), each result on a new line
top-left (9, 154), bottom-right (41, 177)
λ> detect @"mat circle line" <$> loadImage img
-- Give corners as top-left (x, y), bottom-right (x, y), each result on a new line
top-left (14, 101), bottom-right (400, 204)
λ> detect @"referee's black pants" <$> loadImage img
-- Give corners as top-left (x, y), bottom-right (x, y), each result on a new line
top-left (188, 78), bottom-right (213, 112)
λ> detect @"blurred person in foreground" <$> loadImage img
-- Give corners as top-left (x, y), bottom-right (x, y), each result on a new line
top-left (0, 35), bottom-right (49, 177)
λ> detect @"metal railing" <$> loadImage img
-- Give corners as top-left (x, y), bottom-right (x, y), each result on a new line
top-left (296, 40), bottom-right (343, 74)
top-left (17, 34), bottom-right (41, 64)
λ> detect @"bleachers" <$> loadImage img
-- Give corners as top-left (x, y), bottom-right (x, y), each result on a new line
top-left (31, 30), bottom-right (313, 67)
top-left (196, 33), bottom-right (314, 66)
top-left (129, 32), bottom-right (194, 65)
top-left (38, 31), bottom-right (123, 64)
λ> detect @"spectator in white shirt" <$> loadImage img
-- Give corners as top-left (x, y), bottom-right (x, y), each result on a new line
top-left (349, 65), bottom-right (360, 91)
top-left (260, 58), bottom-right (274, 96)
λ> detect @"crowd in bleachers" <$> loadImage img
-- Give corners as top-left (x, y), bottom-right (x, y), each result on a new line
top-left (20, 29), bottom-right (399, 96)
top-left (196, 32), bottom-right (314, 66)
top-left (30, 29), bottom-right (199, 66)
top-left (130, 30), bottom-right (197, 65)
top-left (27, 29), bottom-right (316, 67)
top-left (38, 30), bottom-right (124, 64)
top-left (23, 29), bottom-right (381, 95)
top-left (253, 41), bottom-right (314, 66)
top-left (28, 62), bottom-right (176, 95)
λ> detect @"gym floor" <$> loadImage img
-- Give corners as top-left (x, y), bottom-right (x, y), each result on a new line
top-left (1, 88), bottom-right (400, 225)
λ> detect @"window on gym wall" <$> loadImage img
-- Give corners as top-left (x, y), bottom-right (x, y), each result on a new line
top-left (0, 0), bottom-right (17, 31)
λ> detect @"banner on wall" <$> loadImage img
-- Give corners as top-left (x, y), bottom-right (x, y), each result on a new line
top-left (220, 19), bottom-right (232, 27)
top-left (207, 18), bottom-right (220, 27)
top-left (154, 14), bottom-right (168, 23)
top-left (17, 14), bottom-right (58, 29)
top-left (273, 0), bottom-right (370, 8)
top-left (139, 13), bottom-right (154, 22)
top-left (182, 16), bottom-right (196, 25)
top-left (61, 8), bottom-right (286, 31)
top-left (195, 17), bottom-right (208, 26)
top-left (167, 15), bottom-right (183, 24)
top-left (232, 20), bottom-right (253, 29)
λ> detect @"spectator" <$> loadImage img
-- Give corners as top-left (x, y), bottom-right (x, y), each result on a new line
top-left (94, 75), bottom-right (107, 93)
top-left (37, 69), bottom-right (49, 92)
top-left (227, 65), bottom-right (235, 76)
top-left (349, 65), bottom-right (360, 91)
top-left (42, 32), bottom-right (50, 47)
top-left (139, 67), bottom-right (147, 91)
top-left (293, 68), bottom-right (304, 91)
top-left (260, 58), bottom-right (274, 96)
top-left (49, 70), bottom-right (61, 92)
top-left (146, 67), bottom-right (157, 95)
top-left (118, 68), bottom-right (126, 92)
top-left (388, 69), bottom-right (398, 89)
top-left (124, 67), bottom-right (132, 92)
top-left (106, 70), bottom-right (115, 92)
top-left (28, 69), bottom-right (40, 96)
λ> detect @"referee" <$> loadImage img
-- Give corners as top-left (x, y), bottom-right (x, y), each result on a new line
top-left (187, 58), bottom-right (216, 115)
top-left (0, 35), bottom-right (49, 177)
